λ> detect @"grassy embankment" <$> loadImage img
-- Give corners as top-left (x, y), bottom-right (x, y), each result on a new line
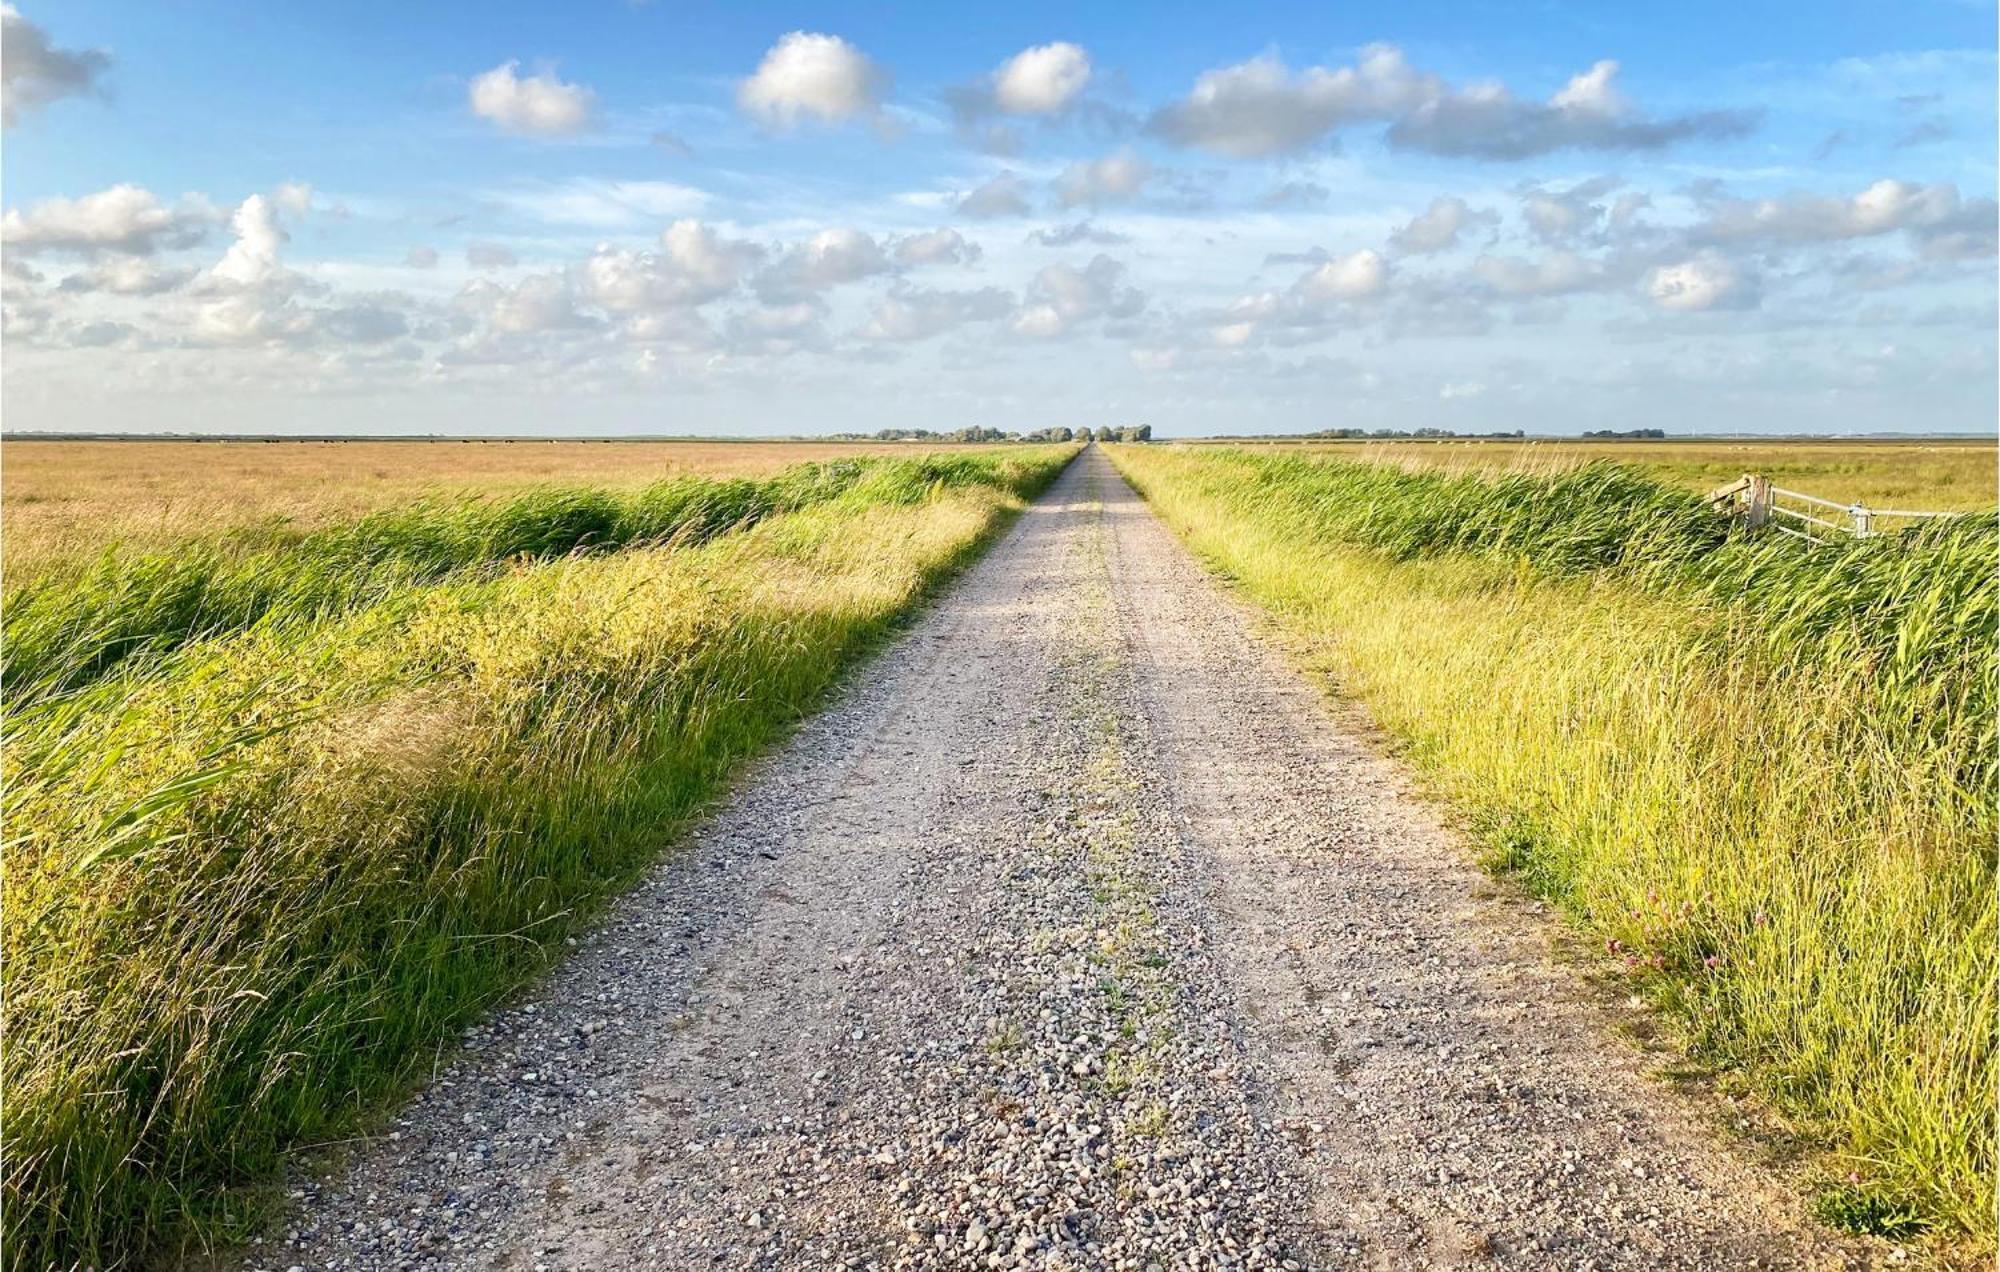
top-left (1245, 438), bottom-right (1999, 514)
top-left (2, 447), bottom-right (1075, 1269)
top-left (1106, 444), bottom-right (1995, 1246)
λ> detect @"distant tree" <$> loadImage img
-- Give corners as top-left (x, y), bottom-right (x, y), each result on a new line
top-left (1075, 426), bottom-right (1094, 442)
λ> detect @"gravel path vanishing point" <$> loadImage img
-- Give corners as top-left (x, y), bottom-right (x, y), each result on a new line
top-left (254, 448), bottom-right (1873, 1271)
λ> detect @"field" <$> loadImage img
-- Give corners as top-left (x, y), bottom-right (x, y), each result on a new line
top-left (1, 439), bottom-right (998, 575)
top-left (0, 444), bottom-right (1077, 1267)
top-left (1106, 442), bottom-right (1996, 1246)
top-left (1209, 439), bottom-right (1997, 514)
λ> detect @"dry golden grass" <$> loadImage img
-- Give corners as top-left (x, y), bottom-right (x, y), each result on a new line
top-left (1197, 439), bottom-right (1997, 513)
top-left (0, 439), bottom-right (992, 568)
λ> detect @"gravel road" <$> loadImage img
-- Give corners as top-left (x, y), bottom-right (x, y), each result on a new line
top-left (252, 448), bottom-right (1871, 1270)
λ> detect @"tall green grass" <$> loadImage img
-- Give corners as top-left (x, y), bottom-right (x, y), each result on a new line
top-left (1, 448), bottom-right (1073, 1269)
top-left (1107, 444), bottom-right (1995, 1246)
top-left (3, 453), bottom-right (1050, 706)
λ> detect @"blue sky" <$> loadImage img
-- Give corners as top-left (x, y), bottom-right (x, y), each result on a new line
top-left (3, 1), bottom-right (1994, 435)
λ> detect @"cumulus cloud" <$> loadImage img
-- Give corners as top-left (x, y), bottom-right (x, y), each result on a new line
top-left (274, 181), bottom-right (316, 216)
top-left (1647, 253), bottom-right (1753, 311)
top-left (1517, 176), bottom-right (1623, 244)
top-left (1149, 46), bottom-right (1433, 157)
top-left (406, 246), bottom-right (440, 269)
top-left (210, 195), bottom-right (288, 289)
top-left (56, 257), bottom-right (195, 296)
top-left (468, 61), bottom-right (595, 137)
top-left (1470, 250), bottom-right (1602, 296)
top-left (1691, 178), bottom-right (1983, 248)
top-left (738, 32), bottom-right (885, 130)
top-left (1388, 60), bottom-right (1758, 160)
top-left (891, 228), bottom-right (980, 267)
top-left (756, 227), bottom-right (893, 300)
top-left (956, 172), bottom-right (1033, 219)
top-left (859, 283), bottom-right (1014, 341)
top-left (1150, 44), bottom-right (1756, 160)
top-left (2, 184), bottom-right (217, 256)
top-left (575, 219), bottom-right (763, 313)
top-left (1011, 255), bottom-right (1145, 337)
top-left (946, 41), bottom-right (1094, 153)
top-left (2, 5), bottom-right (111, 127)
top-left (466, 242), bottom-right (518, 270)
top-left (1295, 248), bottom-right (1388, 302)
top-left (992, 42), bottom-right (1092, 114)
top-left (456, 272), bottom-right (594, 334)
top-left (1388, 196), bottom-right (1494, 254)
top-left (1054, 150), bottom-right (1155, 208)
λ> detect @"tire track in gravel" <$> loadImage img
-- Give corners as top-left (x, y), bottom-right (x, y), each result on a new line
top-left (252, 448), bottom-right (1870, 1271)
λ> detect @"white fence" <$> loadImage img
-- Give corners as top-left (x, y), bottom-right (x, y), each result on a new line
top-left (1704, 474), bottom-right (1956, 543)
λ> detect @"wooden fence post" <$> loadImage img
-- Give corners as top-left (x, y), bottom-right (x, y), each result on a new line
top-left (1745, 475), bottom-right (1772, 529)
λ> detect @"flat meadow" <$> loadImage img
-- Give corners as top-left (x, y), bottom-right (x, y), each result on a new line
top-left (0, 438), bottom-right (1077, 1267)
top-left (1, 439), bottom-right (998, 576)
top-left (1107, 441), bottom-right (1996, 1253)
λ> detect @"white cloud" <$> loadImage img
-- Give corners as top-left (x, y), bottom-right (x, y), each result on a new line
top-left (1693, 178), bottom-right (1976, 245)
top-left (1011, 255), bottom-right (1145, 337)
top-left (1388, 196), bottom-right (1492, 254)
top-left (211, 195), bottom-right (287, 289)
top-left (406, 246), bottom-right (440, 269)
top-left (1296, 248), bottom-right (1388, 301)
top-left (1, 5), bottom-right (111, 127)
top-left (738, 32), bottom-right (885, 130)
top-left (892, 228), bottom-right (980, 267)
top-left (1054, 150), bottom-right (1155, 208)
top-left (1470, 250), bottom-right (1601, 296)
top-left (1387, 60), bottom-right (1758, 159)
top-left (756, 227), bottom-right (893, 299)
top-left (1647, 253), bottom-right (1751, 311)
top-left (956, 172), bottom-right (1033, 219)
top-left (1149, 46), bottom-right (1433, 157)
top-left (2, 184), bottom-right (217, 256)
top-left (992, 42), bottom-right (1091, 114)
top-left (468, 61), bottom-right (596, 137)
top-left (456, 272), bottom-right (594, 334)
top-left (859, 283), bottom-right (1013, 341)
top-left (575, 220), bottom-right (763, 313)
top-left (1150, 44), bottom-right (1757, 160)
top-left (274, 181), bottom-right (316, 216)
top-left (56, 257), bottom-right (195, 296)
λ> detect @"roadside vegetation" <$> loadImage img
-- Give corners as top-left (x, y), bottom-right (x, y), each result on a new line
top-left (1105, 444), bottom-right (1996, 1248)
top-left (1, 447), bottom-right (1076, 1269)
top-left (1235, 438), bottom-right (1998, 514)
top-left (0, 438), bottom-right (1013, 572)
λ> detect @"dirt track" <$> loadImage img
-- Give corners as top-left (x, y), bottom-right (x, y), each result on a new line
top-left (255, 448), bottom-right (1865, 1270)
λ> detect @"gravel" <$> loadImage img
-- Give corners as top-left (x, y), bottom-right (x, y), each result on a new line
top-left (249, 449), bottom-right (1874, 1270)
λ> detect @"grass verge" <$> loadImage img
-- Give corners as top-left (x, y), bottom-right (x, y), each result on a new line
top-left (1104, 443), bottom-right (1995, 1247)
top-left (2, 447), bottom-right (1074, 1268)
